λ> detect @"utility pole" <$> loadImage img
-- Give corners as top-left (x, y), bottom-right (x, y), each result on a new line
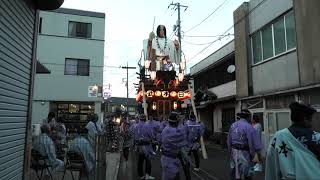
top-left (122, 62), bottom-right (136, 114)
top-left (169, 2), bottom-right (188, 72)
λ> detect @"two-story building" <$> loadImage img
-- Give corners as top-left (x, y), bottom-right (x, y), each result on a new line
top-left (234, 0), bottom-right (320, 149)
top-left (32, 8), bottom-right (105, 129)
top-left (190, 41), bottom-right (238, 141)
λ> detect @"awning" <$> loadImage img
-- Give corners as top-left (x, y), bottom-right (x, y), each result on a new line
top-left (34, 0), bottom-right (64, 10)
top-left (196, 104), bottom-right (209, 109)
top-left (209, 95), bottom-right (236, 104)
top-left (195, 95), bottom-right (236, 109)
top-left (36, 61), bottom-right (51, 74)
top-left (194, 89), bottom-right (217, 102)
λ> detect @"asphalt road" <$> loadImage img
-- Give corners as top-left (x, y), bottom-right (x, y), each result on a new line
top-left (117, 143), bottom-right (265, 180)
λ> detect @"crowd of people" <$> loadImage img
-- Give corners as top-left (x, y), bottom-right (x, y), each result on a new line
top-left (31, 100), bottom-right (320, 180)
top-left (31, 113), bottom-right (122, 179)
top-left (118, 112), bottom-right (205, 180)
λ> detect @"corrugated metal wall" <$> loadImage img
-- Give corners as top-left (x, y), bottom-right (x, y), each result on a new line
top-left (0, 0), bottom-right (36, 179)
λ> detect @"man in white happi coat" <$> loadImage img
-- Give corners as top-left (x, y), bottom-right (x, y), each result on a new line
top-left (265, 102), bottom-right (320, 180)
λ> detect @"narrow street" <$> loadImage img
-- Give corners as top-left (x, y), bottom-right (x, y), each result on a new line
top-left (117, 143), bottom-right (265, 180)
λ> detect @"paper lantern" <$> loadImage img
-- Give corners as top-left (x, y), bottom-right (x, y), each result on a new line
top-left (162, 91), bottom-right (169, 98)
top-left (152, 102), bottom-right (157, 110)
top-left (178, 91), bottom-right (184, 98)
top-left (146, 90), bottom-right (154, 97)
top-left (155, 91), bottom-right (161, 97)
top-left (170, 91), bottom-right (177, 98)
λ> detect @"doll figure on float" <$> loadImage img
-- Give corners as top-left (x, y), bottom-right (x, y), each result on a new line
top-left (146, 25), bottom-right (179, 71)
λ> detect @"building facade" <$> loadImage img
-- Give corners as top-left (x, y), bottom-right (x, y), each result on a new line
top-left (190, 41), bottom-right (238, 142)
top-left (0, 1), bottom-right (63, 179)
top-left (234, 0), bottom-right (320, 151)
top-left (104, 97), bottom-right (137, 117)
top-left (32, 8), bottom-right (105, 129)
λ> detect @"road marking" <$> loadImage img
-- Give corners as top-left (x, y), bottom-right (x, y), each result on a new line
top-left (192, 170), bottom-right (206, 180)
top-left (190, 163), bottom-right (220, 180)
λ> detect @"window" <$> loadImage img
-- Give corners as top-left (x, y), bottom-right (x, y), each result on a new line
top-left (68, 21), bottom-right (92, 38)
top-left (276, 112), bottom-right (291, 130)
top-left (312, 112), bottom-right (320, 131)
top-left (55, 102), bottom-right (95, 122)
top-left (251, 11), bottom-right (296, 64)
top-left (285, 11), bottom-right (296, 50)
top-left (262, 26), bottom-right (273, 59)
top-left (274, 18), bottom-right (286, 55)
top-left (112, 106), bottom-right (116, 113)
top-left (39, 17), bottom-right (43, 34)
top-left (128, 107), bottom-right (135, 112)
top-left (64, 58), bottom-right (90, 76)
top-left (252, 32), bottom-right (262, 64)
top-left (267, 113), bottom-right (276, 134)
top-left (267, 112), bottom-right (290, 134)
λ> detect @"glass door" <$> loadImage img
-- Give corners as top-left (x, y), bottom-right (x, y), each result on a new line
top-left (265, 111), bottom-right (290, 146)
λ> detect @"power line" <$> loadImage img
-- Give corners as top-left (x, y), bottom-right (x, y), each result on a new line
top-left (183, 34), bottom-right (233, 46)
top-left (184, 33), bottom-right (234, 38)
top-left (184, 0), bottom-right (230, 33)
top-left (187, 0), bottom-right (269, 64)
top-left (169, 29), bottom-right (177, 39)
top-left (183, 40), bottom-right (218, 46)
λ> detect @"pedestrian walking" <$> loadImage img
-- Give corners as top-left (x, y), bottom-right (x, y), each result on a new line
top-left (120, 117), bottom-right (133, 161)
top-left (147, 116), bottom-right (161, 151)
top-left (250, 114), bottom-right (263, 172)
top-left (133, 114), bottom-right (155, 179)
top-left (186, 114), bottom-right (205, 171)
top-left (161, 112), bottom-right (188, 180)
top-left (227, 109), bottom-right (263, 180)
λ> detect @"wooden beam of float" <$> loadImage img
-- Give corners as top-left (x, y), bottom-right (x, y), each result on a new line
top-left (188, 83), bottom-right (208, 159)
top-left (141, 81), bottom-right (148, 121)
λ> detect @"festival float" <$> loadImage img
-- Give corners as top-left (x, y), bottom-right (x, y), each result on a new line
top-left (135, 24), bottom-right (208, 159)
top-left (136, 24), bottom-right (192, 119)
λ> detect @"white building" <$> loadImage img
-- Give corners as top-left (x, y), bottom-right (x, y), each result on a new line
top-left (32, 8), bottom-right (105, 129)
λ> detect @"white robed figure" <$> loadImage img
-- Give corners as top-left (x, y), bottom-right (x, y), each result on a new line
top-left (149, 25), bottom-right (179, 71)
top-left (266, 102), bottom-right (320, 180)
top-left (32, 124), bottom-right (64, 174)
